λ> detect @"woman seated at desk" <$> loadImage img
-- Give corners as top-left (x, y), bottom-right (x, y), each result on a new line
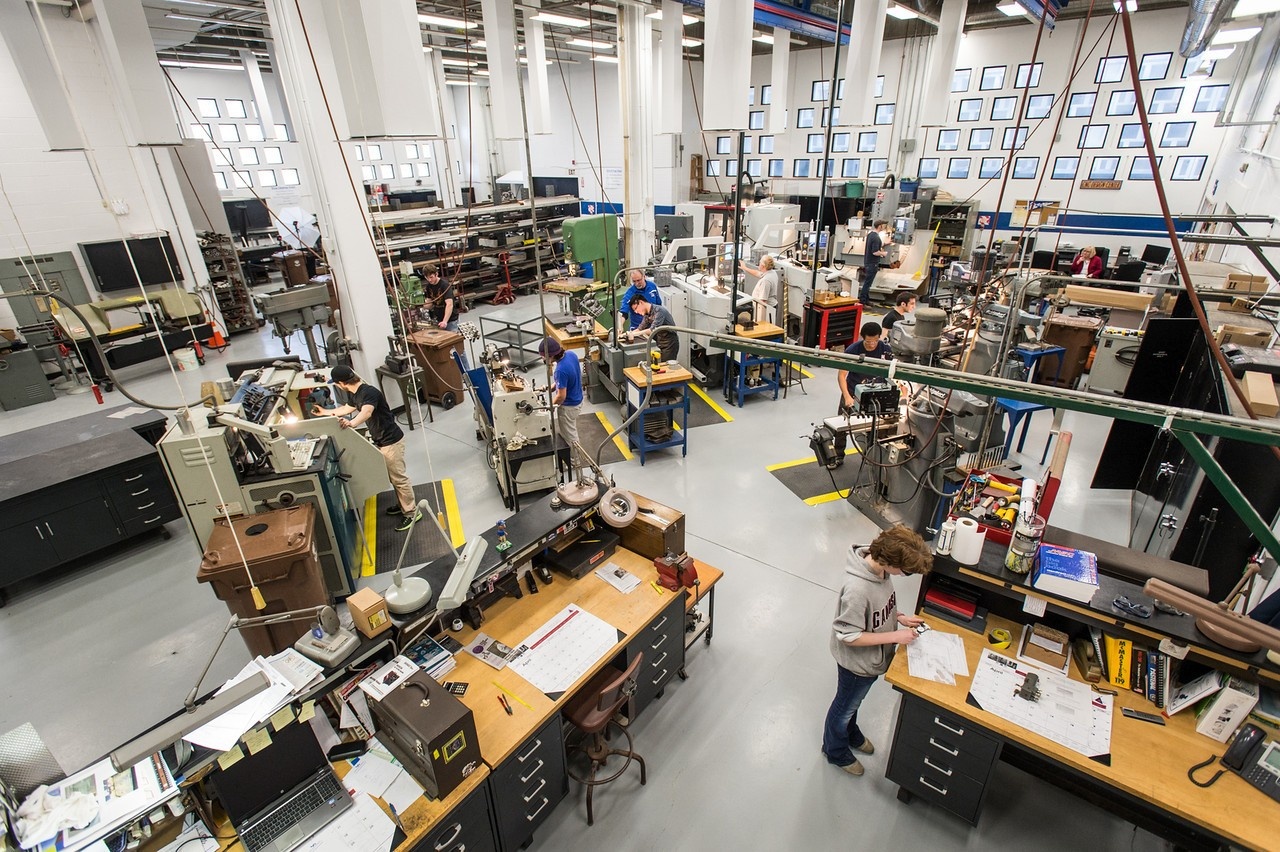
top-left (1071, 246), bottom-right (1104, 279)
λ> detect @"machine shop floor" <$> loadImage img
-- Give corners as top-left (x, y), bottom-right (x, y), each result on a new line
top-left (0, 293), bottom-right (1158, 852)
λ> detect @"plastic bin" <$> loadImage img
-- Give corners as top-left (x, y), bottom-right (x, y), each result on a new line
top-left (844, 181), bottom-right (865, 198)
top-left (407, 328), bottom-right (465, 409)
top-left (197, 505), bottom-right (326, 657)
top-left (899, 180), bottom-right (920, 198)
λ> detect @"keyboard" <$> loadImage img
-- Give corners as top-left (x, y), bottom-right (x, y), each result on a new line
top-left (288, 437), bottom-right (319, 469)
top-left (241, 772), bottom-right (342, 852)
top-left (823, 411), bottom-right (901, 435)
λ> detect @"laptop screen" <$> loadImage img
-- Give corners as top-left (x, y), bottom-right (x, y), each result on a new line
top-left (209, 721), bottom-right (329, 825)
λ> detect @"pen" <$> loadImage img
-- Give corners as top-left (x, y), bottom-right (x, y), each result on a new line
top-left (498, 694), bottom-right (513, 715)
top-left (650, 580), bottom-right (665, 595)
top-left (387, 803), bottom-right (405, 833)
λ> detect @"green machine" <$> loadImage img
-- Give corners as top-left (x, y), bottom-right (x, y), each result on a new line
top-left (561, 213), bottom-right (621, 330)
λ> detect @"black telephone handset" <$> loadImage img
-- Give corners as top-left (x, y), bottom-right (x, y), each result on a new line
top-left (1190, 723), bottom-right (1280, 802)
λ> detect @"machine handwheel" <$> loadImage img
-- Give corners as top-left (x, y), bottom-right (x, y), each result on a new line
top-left (441, 391), bottom-right (457, 410)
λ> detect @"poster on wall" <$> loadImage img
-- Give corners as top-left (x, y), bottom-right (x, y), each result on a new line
top-left (1011, 200), bottom-right (1061, 227)
top-left (602, 166), bottom-right (623, 191)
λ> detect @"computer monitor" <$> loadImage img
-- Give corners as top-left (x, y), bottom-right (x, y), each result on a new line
top-left (1141, 244), bottom-right (1171, 266)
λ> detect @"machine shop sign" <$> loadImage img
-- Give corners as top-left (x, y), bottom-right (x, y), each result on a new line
top-left (1079, 179), bottom-right (1123, 190)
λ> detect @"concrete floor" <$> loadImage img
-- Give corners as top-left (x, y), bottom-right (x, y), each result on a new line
top-left (0, 293), bottom-right (1166, 851)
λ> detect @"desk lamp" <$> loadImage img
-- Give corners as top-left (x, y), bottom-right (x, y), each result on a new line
top-left (553, 438), bottom-right (638, 528)
top-left (385, 498), bottom-right (436, 614)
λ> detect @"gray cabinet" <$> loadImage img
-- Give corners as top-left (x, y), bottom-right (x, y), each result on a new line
top-left (624, 594), bottom-right (685, 719)
top-left (409, 778), bottom-right (497, 852)
top-left (886, 695), bottom-right (1000, 825)
top-left (488, 715), bottom-right (566, 851)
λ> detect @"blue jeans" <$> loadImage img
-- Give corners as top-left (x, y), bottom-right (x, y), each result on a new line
top-left (444, 321), bottom-right (470, 370)
top-left (822, 664), bottom-right (878, 766)
top-left (859, 265), bottom-right (879, 304)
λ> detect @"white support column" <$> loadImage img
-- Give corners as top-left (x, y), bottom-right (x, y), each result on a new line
top-left (838, 0), bottom-right (889, 126)
top-left (619, 5), bottom-right (656, 262)
top-left (919, 0), bottom-right (967, 126)
top-left (655, 0), bottom-right (682, 135)
top-left (525, 18), bottom-right (552, 136)
top-left (90, 0), bottom-right (182, 145)
top-left (241, 50), bottom-right (279, 137)
top-left (262, 0), bottom-right (393, 382)
top-left (481, 0), bottom-right (521, 140)
top-left (702, 0), bottom-right (753, 130)
top-left (426, 51), bottom-right (463, 207)
top-left (769, 27), bottom-right (791, 133)
top-left (0, 2), bottom-right (81, 150)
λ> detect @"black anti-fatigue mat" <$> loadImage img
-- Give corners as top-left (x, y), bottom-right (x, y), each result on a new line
top-left (363, 481), bottom-right (459, 575)
top-left (578, 411), bottom-right (627, 466)
top-left (686, 385), bottom-right (734, 429)
top-left (768, 450), bottom-right (863, 506)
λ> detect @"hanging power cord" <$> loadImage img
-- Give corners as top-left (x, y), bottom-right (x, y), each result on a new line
top-left (1116, 5), bottom-right (1280, 460)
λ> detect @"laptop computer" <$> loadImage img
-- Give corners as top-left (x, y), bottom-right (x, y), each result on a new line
top-left (207, 721), bottom-right (353, 852)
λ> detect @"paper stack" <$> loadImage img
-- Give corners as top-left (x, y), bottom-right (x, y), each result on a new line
top-left (404, 634), bottom-right (458, 681)
top-left (183, 651), bottom-right (325, 752)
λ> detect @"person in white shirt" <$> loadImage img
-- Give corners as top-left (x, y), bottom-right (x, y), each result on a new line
top-left (739, 255), bottom-right (779, 325)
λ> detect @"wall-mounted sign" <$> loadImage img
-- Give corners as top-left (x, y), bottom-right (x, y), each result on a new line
top-left (1079, 179), bottom-right (1122, 190)
top-left (1011, 200), bottom-right (1061, 227)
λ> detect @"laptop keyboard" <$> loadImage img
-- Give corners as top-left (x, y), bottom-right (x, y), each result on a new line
top-left (241, 772), bottom-right (342, 852)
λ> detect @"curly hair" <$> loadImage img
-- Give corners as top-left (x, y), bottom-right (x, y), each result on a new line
top-left (867, 525), bottom-right (933, 576)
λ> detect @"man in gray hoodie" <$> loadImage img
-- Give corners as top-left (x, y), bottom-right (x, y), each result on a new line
top-left (822, 526), bottom-right (933, 775)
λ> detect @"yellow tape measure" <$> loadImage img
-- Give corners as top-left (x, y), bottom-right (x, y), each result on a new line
top-left (987, 628), bottom-right (1012, 649)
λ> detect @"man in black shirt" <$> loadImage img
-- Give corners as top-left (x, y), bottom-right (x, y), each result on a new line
top-left (831, 322), bottom-right (893, 466)
top-left (312, 365), bottom-right (419, 531)
top-left (422, 265), bottom-right (457, 331)
top-left (859, 221), bottom-right (889, 305)
top-left (881, 291), bottom-right (916, 332)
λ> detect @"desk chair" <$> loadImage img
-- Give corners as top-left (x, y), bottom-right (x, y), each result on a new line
top-left (563, 653), bottom-right (647, 826)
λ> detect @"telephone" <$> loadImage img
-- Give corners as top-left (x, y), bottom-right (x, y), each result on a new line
top-left (1189, 723), bottom-right (1280, 802)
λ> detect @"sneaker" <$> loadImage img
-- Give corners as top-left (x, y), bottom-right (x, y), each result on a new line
top-left (839, 760), bottom-right (865, 776)
top-left (855, 738), bottom-right (875, 755)
top-left (385, 505), bottom-right (404, 516)
top-left (395, 511), bottom-right (422, 532)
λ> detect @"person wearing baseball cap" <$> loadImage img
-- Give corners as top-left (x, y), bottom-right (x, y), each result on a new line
top-left (312, 365), bottom-right (418, 531)
top-left (539, 336), bottom-right (583, 477)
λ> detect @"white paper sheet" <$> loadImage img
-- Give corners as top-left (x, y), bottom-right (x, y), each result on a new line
top-left (906, 630), bottom-right (969, 685)
top-left (382, 772), bottom-right (424, 813)
top-left (968, 648), bottom-right (1113, 761)
top-left (357, 656), bottom-right (419, 702)
top-left (342, 755), bottom-right (400, 800)
top-left (294, 794), bottom-right (394, 852)
top-left (594, 563), bottom-right (641, 594)
top-left (506, 605), bottom-right (620, 696)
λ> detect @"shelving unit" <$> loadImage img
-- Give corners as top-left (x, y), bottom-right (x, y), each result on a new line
top-left (370, 196), bottom-right (581, 308)
top-left (479, 305), bottom-right (545, 371)
top-left (200, 232), bottom-right (258, 333)
top-left (927, 200), bottom-right (979, 263)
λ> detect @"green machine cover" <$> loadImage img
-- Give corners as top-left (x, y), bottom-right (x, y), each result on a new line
top-left (561, 213), bottom-right (620, 285)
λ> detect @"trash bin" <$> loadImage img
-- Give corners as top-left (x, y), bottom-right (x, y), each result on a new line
top-left (197, 505), bottom-right (327, 657)
top-left (407, 328), bottom-right (465, 409)
top-left (844, 181), bottom-right (865, 199)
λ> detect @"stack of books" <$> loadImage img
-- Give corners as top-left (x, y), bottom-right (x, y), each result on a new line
top-left (404, 634), bottom-right (458, 681)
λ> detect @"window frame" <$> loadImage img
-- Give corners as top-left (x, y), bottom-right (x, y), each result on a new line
top-left (1193, 84), bottom-right (1230, 113)
top-left (947, 157), bottom-right (972, 179)
top-left (1148, 87), bottom-right (1183, 115)
top-left (793, 158), bottom-right (812, 178)
top-left (978, 157), bottom-right (1004, 179)
top-left (991, 97), bottom-right (1017, 121)
top-left (937, 129), bottom-right (960, 151)
top-left (1088, 156), bottom-right (1120, 180)
top-left (1160, 122), bottom-right (1195, 148)
top-left (858, 131), bottom-right (879, 153)
top-left (1079, 124), bottom-right (1108, 149)
top-left (980, 65), bottom-right (1007, 91)
top-left (1171, 155), bottom-right (1207, 181)
top-left (1051, 156), bottom-right (1080, 180)
top-left (952, 69), bottom-right (972, 93)
top-left (1066, 93), bottom-right (1096, 118)
top-left (1012, 157), bottom-right (1039, 179)
top-left (1026, 94), bottom-right (1054, 120)
top-left (968, 128), bottom-right (994, 151)
top-left (1015, 63), bottom-right (1043, 89)
top-left (1139, 52), bottom-right (1172, 81)
top-left (1096, 56), bottom-right (1127, 84)
top-left (1107, 90), bottom-right (1137, 117)
top-left (958, 99), bottom-right (982, 122)
top-left (797, 108), bottom-right (815, 128)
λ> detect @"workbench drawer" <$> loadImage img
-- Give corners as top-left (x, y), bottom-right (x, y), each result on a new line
top-left (121, 503), bottom-right (180, 537)
top-left (898, 697), bottom-right (1000, 777)
top-left (489, 714), bottom-right (566, 851)
top-left (102, 462), bottom-right (173, 503)
top-left (887, 740), bottom-right (988, 825)
top-left (627, 595), bottom-right (685, 718)
top-left (409, 779), bottom-right (496, 852)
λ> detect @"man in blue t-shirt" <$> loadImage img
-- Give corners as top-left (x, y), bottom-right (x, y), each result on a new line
top-left (618, 268), bottom-right (661, 331)
top-left (538, 337), bottom-right (584, 477)
top-left (859, 221), bottom-right (890, 305)
top-left (831, 321), bottom-right (893, 465)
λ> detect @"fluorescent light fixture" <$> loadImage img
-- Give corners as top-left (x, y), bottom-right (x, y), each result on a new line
top-left (1202, 45), bottom-right (1237, 60)
top-left (1112, 0), bottom-right (1137, 11)
top-left (440, 58), bottom-right (478, 67)
top-left (997, 2), bottom-right (1024, 15)
top-left (473, 40), bottom-right (486, 48)
top-left (519, 57), bottom-right (554, 65)
top-left (887, 4), bottom-right (919, 20)
top-left (646, 10), bottom-right (698, 25)
top-left (168, 0), bottom-right (220, 7)
top-left (567, 37), bottom-right (613, 50)
top-left (682, 38), bottom-right (702, 47)
top-left (591, 55), bottom-right (620, 64)
top-left (165, 12), bottom-right (268, 28)
top-left (445, 80), bottom-right (476, 86)
top-left (422, 46), bottom-right (433, 53)
top-left (1211, 24), bottom-right (1262, 44)
top-left (418, 13), bottom-right (478, 29)
top-left (1231, 0), bottom-right (1280, 17)
top-left (159, 59), bottom-right (244, 70)
top-left (531, 12), bottom-right (590, 27)
top-left (753, 32), bottom-right (774, 44)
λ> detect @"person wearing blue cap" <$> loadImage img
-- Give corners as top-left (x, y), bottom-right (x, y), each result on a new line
top-left (539, 336), bottom-right (583, 477)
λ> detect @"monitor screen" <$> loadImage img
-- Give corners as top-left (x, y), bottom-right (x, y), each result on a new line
top-left (1141, 244), bottom-right (1171, 266)
top-left (79, 236), bottom-right (183, 292)
top-left (224, 198), bottom-right (273, 236)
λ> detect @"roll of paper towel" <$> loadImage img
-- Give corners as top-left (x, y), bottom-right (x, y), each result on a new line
top-left (951, 517), bottom-right (986, 565)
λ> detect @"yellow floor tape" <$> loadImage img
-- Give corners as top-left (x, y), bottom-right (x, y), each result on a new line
top-left (360, 480), bottom-right (464, 576)
top-left (594, 411), bottom-right (633, 460)
top-left (688, 383), bottom-right (734, 422)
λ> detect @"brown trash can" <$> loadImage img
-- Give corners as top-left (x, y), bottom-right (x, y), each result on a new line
top-left (1039, 315), bottom-right (1103, 389)
top-left (197, 505), bottom-right (328, 657)
top-left (277, 250), bottom-right (310, 287)
top-left (407, 328), bottom-right (465, 409)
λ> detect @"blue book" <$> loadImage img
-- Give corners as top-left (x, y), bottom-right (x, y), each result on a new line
top-left (1031, 544), bottom-right (1099, 603)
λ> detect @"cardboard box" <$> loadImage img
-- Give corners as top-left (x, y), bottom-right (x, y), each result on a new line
top-left (1063, 285), bottom-right (1154, 312)
top-left (617, 493), bottom-right (686, 559)
top-left (1225, 273), bottom-right (1269, 295)
top-left (1196, 676), bottom-right (1260, 742)
top-left (1019, 623), bottom-right (1071, 672)
top-left (347, 586), bottom-right (393, 638)
top-left (1216, 324), bottom-right (1272, 348)
top-left (1242, 371), bottom-right (1280, 417)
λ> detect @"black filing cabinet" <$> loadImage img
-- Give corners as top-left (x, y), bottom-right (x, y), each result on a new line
top-left (625, 594), bottom-right (686, 719)
top-left (409, 778), bottom-right (497, 852)
top-left (886, 695), bottom-right (1001, 825)
top-left (103, 460), bottom-right (180, 538)
top-left (489, 714), bottom-right (567, 851)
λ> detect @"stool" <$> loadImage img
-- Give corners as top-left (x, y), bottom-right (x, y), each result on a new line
top-left (997, 397), bottom-right (1055, 463)
top-left (1012, 344), bottom-right (1067, 386)
top-left (562, 652), bottom-right (647, 826)
top-left (375, 364), bottom-right (431, 429)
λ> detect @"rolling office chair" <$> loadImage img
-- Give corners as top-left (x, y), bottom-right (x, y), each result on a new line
top-left (563, 652), bottom-right (647, 826)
